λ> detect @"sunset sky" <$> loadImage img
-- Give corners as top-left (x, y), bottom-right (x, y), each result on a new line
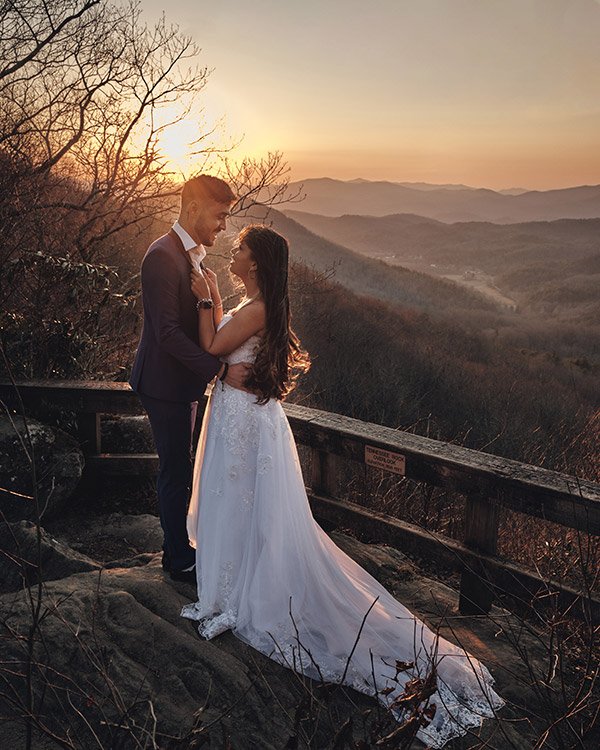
top-left (139, 0), bottom-right (600, 190)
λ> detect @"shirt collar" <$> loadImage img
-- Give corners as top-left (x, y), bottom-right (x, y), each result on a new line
top-left (172, 221), bottom-right (206, 261)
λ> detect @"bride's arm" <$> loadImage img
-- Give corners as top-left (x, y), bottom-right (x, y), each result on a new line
top-left (202, 267), bottom-right (224, 327)
top-left (198, 302), bottom-right (265, 356)
top-left (191, 268), bottom-right (265, 356)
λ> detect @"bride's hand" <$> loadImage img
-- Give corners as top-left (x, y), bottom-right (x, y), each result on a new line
top-left (203, 267), bottom-right (220, 300)
top-left (191, 269), bottom-right (210, 300)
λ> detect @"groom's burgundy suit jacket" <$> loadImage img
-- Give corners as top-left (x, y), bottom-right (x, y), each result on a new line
top-left (129, 230), bottom-right (221, 402)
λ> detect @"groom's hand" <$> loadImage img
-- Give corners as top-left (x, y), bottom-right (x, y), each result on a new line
top-left (224, 362), bottom-right (253, 391)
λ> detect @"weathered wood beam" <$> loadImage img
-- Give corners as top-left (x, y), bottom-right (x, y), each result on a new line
top-left (76, 413), bottom-right (101, 456)
top-left (311, 448), bottom-right (336, 497)
top-left (0, 381), bottom-right (149, 415)
top-left (284, 403), bottom-right (600, 535)
top-left (2, 381), bottom-right (599, 534)
top-left (459, 493), bottom-right (500, 615)
top-left (308, 493), bottom-right (600, 625)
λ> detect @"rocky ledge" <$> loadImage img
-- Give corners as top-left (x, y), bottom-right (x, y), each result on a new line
top-left (0, 512), bottom-right (563, 749)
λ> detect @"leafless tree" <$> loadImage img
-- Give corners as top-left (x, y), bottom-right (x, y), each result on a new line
top-left (221, 151), bottom-right (305, 220)
top-left (0, 0), bottom-right (216, 262)
top-left (0, 0), bottom-right (300, 379)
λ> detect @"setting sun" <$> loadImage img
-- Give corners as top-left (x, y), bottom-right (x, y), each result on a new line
top-left (137, 0), bottom-right (600, 190)
top-left (149, 113), bottom-right (214, 177)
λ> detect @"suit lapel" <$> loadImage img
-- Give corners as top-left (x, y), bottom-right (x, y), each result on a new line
top-left (168, 229), bottom-right (192, 267)
top-left (168, 229), bottom-right (205, 270)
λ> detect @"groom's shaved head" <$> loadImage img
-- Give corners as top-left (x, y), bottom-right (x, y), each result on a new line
top-left (181, 175), bottom-right (236, 207)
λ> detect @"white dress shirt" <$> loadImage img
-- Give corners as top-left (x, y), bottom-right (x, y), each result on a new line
top-left (172, 221), bottom-right (205, 272)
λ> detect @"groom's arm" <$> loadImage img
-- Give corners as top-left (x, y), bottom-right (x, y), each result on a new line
top-left (142, 247), bottom-right (222, 382)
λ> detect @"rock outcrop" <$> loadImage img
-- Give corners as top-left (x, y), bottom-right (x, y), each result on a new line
top-left (0, 414), bottom-right (84, 521)
top-left (0, 519), bottom-right (99, 593)
top-left (0, 514), bottom-right (555, 749)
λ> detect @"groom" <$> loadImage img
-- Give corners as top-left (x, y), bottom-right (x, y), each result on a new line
top-left (130, 174), bottom-right (247, 584)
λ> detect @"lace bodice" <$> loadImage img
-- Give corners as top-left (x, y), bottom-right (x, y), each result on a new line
top-left (218, 313), bottom-right (261, 365)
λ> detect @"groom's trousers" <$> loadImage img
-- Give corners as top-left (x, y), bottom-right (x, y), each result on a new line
top-left (139, 393), bottom-right (198, 572)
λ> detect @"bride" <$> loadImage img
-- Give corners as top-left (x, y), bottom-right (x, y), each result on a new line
top-left (181, 225), bottom-right (503, 748)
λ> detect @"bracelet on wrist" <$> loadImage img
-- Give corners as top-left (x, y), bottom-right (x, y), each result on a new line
top-left (196, 298), bottom-right (213, 310)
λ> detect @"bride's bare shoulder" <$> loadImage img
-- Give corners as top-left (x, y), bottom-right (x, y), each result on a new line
top-left (230, 298), bottom-right (265, 318)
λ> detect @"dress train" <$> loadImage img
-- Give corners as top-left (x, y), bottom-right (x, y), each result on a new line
top-left (182, 316), bottom-right (503, 748)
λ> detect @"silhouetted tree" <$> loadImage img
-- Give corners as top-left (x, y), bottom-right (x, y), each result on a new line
top-left (0, 0), bottom-right (296, 378)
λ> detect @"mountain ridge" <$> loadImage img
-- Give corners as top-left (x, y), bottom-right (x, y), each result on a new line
top-left (282, 209), bottom-right (600, 326)
top-left (286, 178), bottom-right (600, 223)
top-left (247, 207), bottom-right (498, 316)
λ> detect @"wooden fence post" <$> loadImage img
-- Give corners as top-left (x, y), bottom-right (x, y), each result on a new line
top-left (77, 412), bottom-right (101, 456)
top-left (458, 492), bottom-right (500, 615)
top-left (311, 447), bottom-right (336, 497)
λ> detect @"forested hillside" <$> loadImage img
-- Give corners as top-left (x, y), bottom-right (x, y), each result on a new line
top-left (205, 215), bottom-right (599, 480)
top-left (284, 210), bottom-right (600, 346)
top-left (284, 265), bottom-right (597, 478)
top-left (259, 209), bottom-right (498, 315)
top-left (284, 211), bottom-right (600, 270)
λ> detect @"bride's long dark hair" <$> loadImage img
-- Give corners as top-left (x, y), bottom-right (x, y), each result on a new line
top-left (239, 225), bottom-right (310, 403)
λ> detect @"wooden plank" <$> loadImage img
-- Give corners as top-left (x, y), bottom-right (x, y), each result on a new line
top-left (2, 381), bottom-right (599, 534)
top-left (0, 380), bottom-right (209, 415)
top-left (77, 413), bottom-right (101, 456)
top-left (0, 381), bottom-right (145, 415)
top-left (311, 448), bottom-right (336, 496)
top-left (308, 493), bottom-right (600, 624)
top-left (459, 493), bottom-right (500, 615)
top-left (283, 403), bottom-right (600, 535)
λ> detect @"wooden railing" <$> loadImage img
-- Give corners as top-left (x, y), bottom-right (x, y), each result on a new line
top-left (2, 380), bottom-right (599, 623)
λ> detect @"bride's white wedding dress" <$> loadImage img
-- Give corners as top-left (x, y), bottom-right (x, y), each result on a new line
top-left (182, 315), bottom-right (504, 748)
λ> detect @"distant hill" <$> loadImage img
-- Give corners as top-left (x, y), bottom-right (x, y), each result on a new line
top-left (283, 210), bottom-right (600, 324)
top-left (286, 178), bottom-right (600, 223)
top-left (391, 181), bottom-right (477, 192)
top-left (242, 208), bottom-right (497, 317)
top-left (284, 211), bottom-right (600, 270)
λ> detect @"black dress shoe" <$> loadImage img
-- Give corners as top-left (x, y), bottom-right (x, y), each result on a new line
top-left (170, 566), bottom-right (197, 585)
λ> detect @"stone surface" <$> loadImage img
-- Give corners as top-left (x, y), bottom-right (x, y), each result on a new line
top-left (45, 512), bottom-right (164, 564)
top-left (0, 520), bottom-right (99, 593)
top-left (0, 514), bottom-right (576, 749)
top-left (0, 557), bottom-right (378, 749)
top-left (0, 414), bottom-right (84, 521)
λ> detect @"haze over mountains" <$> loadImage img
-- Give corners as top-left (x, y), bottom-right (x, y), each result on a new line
top-left (287, 178), bottom-right (600, 223)
top-left (284, 210), bottom-right (600, 325)
top-left (284, 210), bottom-right (600, 271)
top-left (246, 207), bottom-right (496, 317)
